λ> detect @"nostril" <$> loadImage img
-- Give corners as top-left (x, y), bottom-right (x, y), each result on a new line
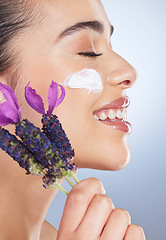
top-left (119, 80), bottom-right (131, 86)
top-left (124, 80), bottom-right (131, 85)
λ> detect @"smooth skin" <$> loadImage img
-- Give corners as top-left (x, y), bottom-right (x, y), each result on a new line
top-left (0, 0), bottom-right (145, 239)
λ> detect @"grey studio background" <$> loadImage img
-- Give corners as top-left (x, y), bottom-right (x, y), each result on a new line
top-left (46, 1), bottom-right (166, 239)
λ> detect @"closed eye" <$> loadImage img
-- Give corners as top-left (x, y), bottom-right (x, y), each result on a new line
top-left (78, 52), bottom-right (103, 58)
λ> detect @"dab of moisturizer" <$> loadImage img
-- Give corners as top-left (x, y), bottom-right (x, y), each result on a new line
top-left (63, 68), bottom-right (103, 94)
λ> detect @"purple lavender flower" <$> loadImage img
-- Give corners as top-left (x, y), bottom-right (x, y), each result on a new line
top-left (15, 119), bottom-right (74, 180)
top-left (0, 83), bottom-right (21, 125)
top-left (25, 82), bottom-right (78, 185)
top-left (25, 82), bottom-right (73, 160)
top-left (0, 81), bottom-right (79, 192)
top-left (42, 114), bottom-right (75, 166)
top-left (0, 126), bottom-right (44, 175)
top-left (25, 81), bottom-right (65, 116)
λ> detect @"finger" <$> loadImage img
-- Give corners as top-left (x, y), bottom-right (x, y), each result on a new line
top-left (58, 178), bottom-right (106, 234)
top-left (76, 194), bottom-right (115, 238)
top-left (124, 224), bottom-right (146, 240)
top-left (101, 208), bottom-right (131, 240)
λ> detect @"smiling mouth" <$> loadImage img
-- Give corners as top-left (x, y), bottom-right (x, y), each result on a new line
top-left (93, 97), bottom-right (132, 133)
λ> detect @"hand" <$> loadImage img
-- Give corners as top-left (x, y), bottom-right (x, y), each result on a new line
top-left (57, 178), bottom-right (145, 240)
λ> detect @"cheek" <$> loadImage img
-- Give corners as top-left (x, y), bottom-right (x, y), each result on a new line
top-left (54, 88), bottom-right (99, 124)
top-left (52, 87), bottom-right (100, 147)
top-left (52, 68), bottom-right (103, 128)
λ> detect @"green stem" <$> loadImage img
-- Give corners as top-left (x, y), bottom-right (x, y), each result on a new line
top-left (71, 172), bottom-right (79, 184)
top-left (55, 182), bottom-right (69, 195)
top-left (48, 182), bottom-right (69, 195)
top-left (65, 176), bottom-right (75, 187)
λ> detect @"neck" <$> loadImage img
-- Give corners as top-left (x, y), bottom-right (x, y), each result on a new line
top-left (0, 151), bottom-right (62, 240)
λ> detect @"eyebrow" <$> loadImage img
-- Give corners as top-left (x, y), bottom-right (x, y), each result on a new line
top-left (57, 20), bottom-right (114, 40)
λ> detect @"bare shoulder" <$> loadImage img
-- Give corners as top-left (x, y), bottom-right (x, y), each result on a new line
top-left (40, 220), bottom-right (58, 240)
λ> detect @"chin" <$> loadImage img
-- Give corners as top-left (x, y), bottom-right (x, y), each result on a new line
top-left (75, 147), bottom-right (131, 171)
top-left (74, 135), bottom-right (131, 171)
top-left (106, 136), bottom-right (131, 171)
top-left (111, 146), bottom-right (131, 171)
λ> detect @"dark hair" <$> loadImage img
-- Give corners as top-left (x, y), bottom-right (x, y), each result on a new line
top-left (0, 1), bottom-right (41, 80)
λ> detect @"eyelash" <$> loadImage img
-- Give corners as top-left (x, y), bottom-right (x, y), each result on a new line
top-left (78, 52), bottom-right (103, 58)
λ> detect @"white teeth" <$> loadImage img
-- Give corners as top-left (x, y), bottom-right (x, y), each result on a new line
top-left (93, 109), bottom-right (128, 121)
top-left (93, 115), bottom-right (99, 120)
top-left (99, 112), bottom-right (107, 120)
top-left (108, 110), bottom-right (116, 120)
top-left (116, 110), bottom-right (123, 119)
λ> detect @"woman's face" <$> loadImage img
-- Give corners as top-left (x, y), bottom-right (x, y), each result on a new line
top-left (12, 0), bottom-right (136, 171)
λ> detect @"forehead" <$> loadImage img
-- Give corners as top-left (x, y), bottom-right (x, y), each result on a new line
top-left (40, 0), bottom-right (111, 35)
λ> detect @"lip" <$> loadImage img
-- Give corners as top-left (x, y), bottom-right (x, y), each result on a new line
top-left (99, 118), bottom-right (132, 133)
top-left (93, 96), bottom-right (131, 133)
top-left (94, 96), bottom-right (130, 112)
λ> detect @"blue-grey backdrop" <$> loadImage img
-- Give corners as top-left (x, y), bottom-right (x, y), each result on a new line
top-left (46, 1), bottom-right (166, 239)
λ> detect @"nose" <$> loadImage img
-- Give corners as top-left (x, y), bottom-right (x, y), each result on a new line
top-left (106, 51), bottom-right (137, 89)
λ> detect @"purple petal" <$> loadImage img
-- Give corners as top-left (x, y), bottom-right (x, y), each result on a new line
top-left (0, 102), bottom-right (20, 126)
top-left (47, 82), bottom-right (65, 115)
top-left (55, 84), bottom-right (65, 107)
top-left (47, 81), bottom-right (58, 116)
top-left (25, 82), bottom-right (45, 115)
top-left (0, 83), bottom-right (21, 119)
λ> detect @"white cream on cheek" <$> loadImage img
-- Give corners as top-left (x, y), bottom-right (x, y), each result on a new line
top-left (63, 68), bottom-right (103, 94)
